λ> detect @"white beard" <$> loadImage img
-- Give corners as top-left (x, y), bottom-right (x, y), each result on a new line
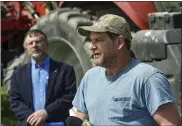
top-left (32, 52), bottom-right (43, 59)
top-left (94, 59), bottom-right (103, 66)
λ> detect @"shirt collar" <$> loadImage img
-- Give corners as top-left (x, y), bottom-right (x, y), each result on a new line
top-left (31, 57), bottom-right (50, 69)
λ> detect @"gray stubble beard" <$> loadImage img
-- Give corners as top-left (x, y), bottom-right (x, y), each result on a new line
top-left (94, 55), bottom-right (116, 68)
top-left (32, 52), bottom-right (48, 63)
top-left (32, 52), bottom-right (43, 59)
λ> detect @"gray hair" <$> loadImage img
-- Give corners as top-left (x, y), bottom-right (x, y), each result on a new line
top-left (23, 29), bottom-right (47, 48)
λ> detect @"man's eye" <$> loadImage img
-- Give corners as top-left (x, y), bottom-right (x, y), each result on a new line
top-left (95, 39), bottom-right (102, 43)
top-left (37, 40), bottom-right (41, 43)
top-left (36, 40), bottom-right (44, 44)
top-left (28, 42), bottom-right (33, 45)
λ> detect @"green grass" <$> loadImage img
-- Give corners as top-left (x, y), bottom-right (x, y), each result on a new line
top-left (1, 87), bottom-right (18, 126)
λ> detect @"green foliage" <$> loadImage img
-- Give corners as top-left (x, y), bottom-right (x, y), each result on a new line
top-left (1, 88), bottom-right (18, 126)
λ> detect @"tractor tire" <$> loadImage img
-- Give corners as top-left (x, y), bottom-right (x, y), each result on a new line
top-left (3, 52), bottom-right (30, 92)
top-left (131, 29), bottom-right (182, 114)
top-left (31, 8), bottom-right (95, 86)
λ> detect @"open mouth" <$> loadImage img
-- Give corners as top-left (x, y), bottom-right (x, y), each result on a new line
top-left (93, 53), bottom-right (101, 59)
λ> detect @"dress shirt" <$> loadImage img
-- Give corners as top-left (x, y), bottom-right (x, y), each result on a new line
top-left (31, 57), bottom-right (50, 111)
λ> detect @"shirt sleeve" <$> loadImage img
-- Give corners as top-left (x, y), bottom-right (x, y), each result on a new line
top-left (72, 77), bottom-right (88, 114)
top-left (142, 72), bottom-right (176, 115)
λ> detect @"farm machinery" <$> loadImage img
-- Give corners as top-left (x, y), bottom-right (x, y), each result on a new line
top-left (1, 1), bottom-right (182, 114)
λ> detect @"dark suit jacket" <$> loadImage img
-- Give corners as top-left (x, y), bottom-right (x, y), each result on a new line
top-left (9, 58), bottom-right (77, 126)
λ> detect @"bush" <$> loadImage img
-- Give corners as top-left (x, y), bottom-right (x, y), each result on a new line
top-left (1, 88), bottom-right (18, 126)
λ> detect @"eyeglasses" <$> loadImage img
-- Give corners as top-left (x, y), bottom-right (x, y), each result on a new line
top-left (26, 40), bottom-right (45, 47)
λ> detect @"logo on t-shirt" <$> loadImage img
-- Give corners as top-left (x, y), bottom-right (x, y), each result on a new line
top-left (111, 96), bottom-right (131, 102)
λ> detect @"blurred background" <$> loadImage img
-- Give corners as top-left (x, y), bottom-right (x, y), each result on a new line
top-left (1, 1), bottom-right (182, 125)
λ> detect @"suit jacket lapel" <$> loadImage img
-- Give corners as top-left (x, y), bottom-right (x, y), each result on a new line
top-left (26, 63), bottom-right (33, 108)
top-left (46, 59), bottom-right (58, 104)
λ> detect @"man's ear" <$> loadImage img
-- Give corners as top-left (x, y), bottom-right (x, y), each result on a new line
top-left (117, 36), bottom-right (124, 49)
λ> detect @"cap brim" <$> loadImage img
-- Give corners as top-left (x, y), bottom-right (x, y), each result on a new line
top-left (78, 26), bottom-right (108, 37)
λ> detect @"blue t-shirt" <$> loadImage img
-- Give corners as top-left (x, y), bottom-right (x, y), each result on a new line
top-left (72, 59), bottom-right (175, 126)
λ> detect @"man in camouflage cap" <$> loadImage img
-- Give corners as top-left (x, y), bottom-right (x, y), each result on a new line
top-left (71, 14), bottom-right (181, 126)
top-left (77, 14), bottom-right (133, 67)
top-left (78, 14), bottom-right (132, 42)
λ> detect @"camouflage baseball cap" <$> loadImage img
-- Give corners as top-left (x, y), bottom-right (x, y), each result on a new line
top-left (78, 14), bottom-right (132, 41)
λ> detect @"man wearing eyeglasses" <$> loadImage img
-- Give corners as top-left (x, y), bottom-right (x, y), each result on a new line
top-left (9, 29), bottom-right (77, 126)
top-left (72, 14), bottom-right (181, 126)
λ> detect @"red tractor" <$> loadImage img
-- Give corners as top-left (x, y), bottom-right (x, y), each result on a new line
top-left (1, 1), bottom-right (182, 115)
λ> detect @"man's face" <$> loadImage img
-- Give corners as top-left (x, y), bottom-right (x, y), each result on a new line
top-left (89, 32), bottom-right (118, 67)
top-left (24, 34), bottom-right (48, 60)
